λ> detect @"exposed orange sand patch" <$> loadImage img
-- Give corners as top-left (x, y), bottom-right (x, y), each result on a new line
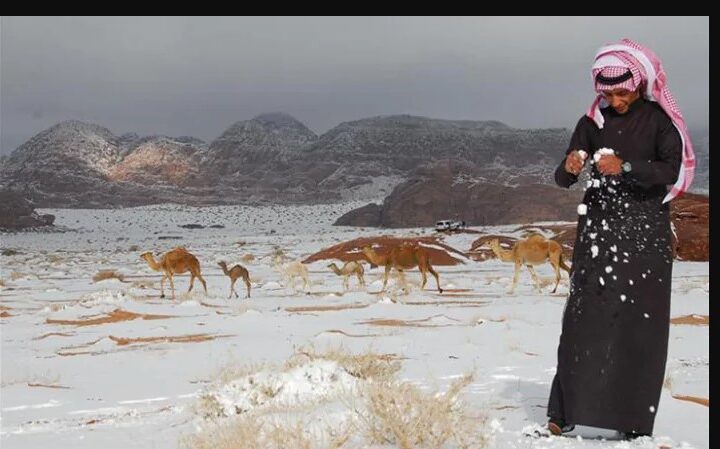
top-left (27, 383), bottom-right (71, 389)
top-left (315, 329), bottom-right (382, 338)
top-left (358, 319), bottom-right (447, 327)
top-left (303, 235), bottom-right (466, 266)
top-left (34, 332), bottom-right (76, 340)
top-left (672, 394), bottom-right (709, 407)
top-left (46, 308), bottom-right (174, 327)
top-left (404, 300), bottom-right (489, 306)
top-left (1, 311), bottom-right (11, 318)
top-left (286, 303), bottom-right (370, 313)
top-left (670, 314), bottom-right (709, 326)
top-left (358, 315), bottom-right (463, 328)
top-left (108, 334), bottom-right (233, 346)
top-left (200, 301), bottom-right (226, 308)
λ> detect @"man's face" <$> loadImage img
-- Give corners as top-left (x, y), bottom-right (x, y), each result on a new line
top-left (602, 88), bottom-right (641, 114)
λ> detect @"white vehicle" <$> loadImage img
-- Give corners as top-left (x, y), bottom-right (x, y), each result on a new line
top-left (435, 220), bottom-right (462, 232)
top-left (435, 220), bottom-right (453, 232)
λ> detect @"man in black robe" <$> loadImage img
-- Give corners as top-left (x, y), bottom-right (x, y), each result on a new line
top-left (546, 39), bottom-right (696, 440)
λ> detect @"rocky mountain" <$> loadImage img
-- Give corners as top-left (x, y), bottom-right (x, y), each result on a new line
top-left (1, 120), bottom-right (123, 203)
top-left (334, 159), bottom-right (584, 228)
top-left (202, 112), bottom-right (318, 178)
top-left (0, 114), bottom-right (708, 212)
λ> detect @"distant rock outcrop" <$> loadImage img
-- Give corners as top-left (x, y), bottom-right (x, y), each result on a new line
top-left (0, 189), bottom-right (55, 231)
top-left (670, 193), bottom-right (709, 261)
top-left (335, 159), bottom-right (584, 228)
top-left (107, 136), bottom-right (207, 187)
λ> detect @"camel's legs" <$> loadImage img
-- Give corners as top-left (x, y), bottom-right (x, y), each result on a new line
top-left (229, 278), bottom-right (237, 299)
top-left (526, 265), bottom-right (542, 291)
top-left (549, 256), bottom-right (562, 293)
top-left (420, 268), bottom-right (428, 290)
top-left (381, 264), bottom-right (392, 291)
top-left (428, 265), bottom-right (442, 293)
top-left (243, 277), bottom-right (251, 298)
top-left (168, 274), bottom-right (176, 300)
top-left (397, 269), bottom-right (409, 293)
top-left (509, 262), bottom-right (522, 293)
top-left (188, 274), bottom-right (195, 292)
top-left (160, 274), bottom-right (167, 298)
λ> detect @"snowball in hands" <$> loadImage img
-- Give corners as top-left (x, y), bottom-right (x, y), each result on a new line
top-left (593, 147), bottom-right (615, 162)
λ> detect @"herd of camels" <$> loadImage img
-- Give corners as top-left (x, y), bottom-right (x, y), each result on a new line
top-left (139, 234), bottom-right (571, 300)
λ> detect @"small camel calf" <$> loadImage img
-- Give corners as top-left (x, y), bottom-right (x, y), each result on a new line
top-left (140, 247), bottom-right (207, 300)
top-left (489, 235), bottom-right (571, 293)
top-left (218, 261), bottom-right (251, 299)
top-left (327, 261), bottom-right (366, 291)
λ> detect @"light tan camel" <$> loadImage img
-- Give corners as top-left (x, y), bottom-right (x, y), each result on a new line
top-left (489, 235), bottom-right (571, 293)
top-left (218, 261), bottom-right (251, 299)
top-left (274, 259), bottom-right (309, 291)
top-left (140, 247), bottom-right (207, 299)
top-left (362, 243), bottom-right (442, 294)
top-left (327, 261), bottom-right (366, 291)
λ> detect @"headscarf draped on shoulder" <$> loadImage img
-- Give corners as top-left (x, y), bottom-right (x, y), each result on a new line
top-left (587, 38), bottom-right (695, 203)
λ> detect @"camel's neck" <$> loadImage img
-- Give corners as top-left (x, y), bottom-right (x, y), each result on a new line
top-left (363, 249), bottom-right (384, 265)
top-left (219, 264), bottom-right (231, 276)
top-left (491, 244), bottom-right (513, 262)
top-left (328, 264), bottom-right (343, 275)
top-left (144, 255), bottom-right (163, 272)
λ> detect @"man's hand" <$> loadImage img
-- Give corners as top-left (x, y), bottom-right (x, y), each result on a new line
top-left (596, 154), bottom-right (623, 176)
top-left (564, 150), bottom-right (586, 176)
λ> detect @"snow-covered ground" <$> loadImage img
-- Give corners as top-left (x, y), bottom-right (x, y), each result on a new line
top-left (0, 203), bottom-right (708, 448)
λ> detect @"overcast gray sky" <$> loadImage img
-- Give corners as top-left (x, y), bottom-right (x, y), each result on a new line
top-left (0, 16), bottom-right (709, 155)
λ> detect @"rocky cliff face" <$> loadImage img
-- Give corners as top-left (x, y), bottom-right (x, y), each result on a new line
top-left (335, 159), bottom-right (584, 228)
top-left (0, 189), bottom-right (55, 231)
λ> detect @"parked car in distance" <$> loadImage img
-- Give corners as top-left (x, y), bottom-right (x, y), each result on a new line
top-left (435, 220), bottom-right (463, 232)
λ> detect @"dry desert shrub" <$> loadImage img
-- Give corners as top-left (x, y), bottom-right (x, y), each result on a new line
top-left (92, 270), bottom-right (125, 283)
top-left (187, 347), bottom-right (488, 449)
top-left (181, 415), bottom-right (352, 449)
top-left (360, 374), bottom-right (487, 449)
top-left (287, 345), bottom-right (401, 383)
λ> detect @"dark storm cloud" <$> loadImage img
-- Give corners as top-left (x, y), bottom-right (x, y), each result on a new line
top-left (0, 16), bottom-right (708, 154)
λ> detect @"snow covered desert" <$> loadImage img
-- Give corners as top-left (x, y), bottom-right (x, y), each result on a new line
top-left (1, 202), bottom-right (708, 449)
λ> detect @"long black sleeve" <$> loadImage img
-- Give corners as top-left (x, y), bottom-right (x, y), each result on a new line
top-left (555, 117), bottom-right (591, 188)
top-left (625, 116), bottom-right (682, 187)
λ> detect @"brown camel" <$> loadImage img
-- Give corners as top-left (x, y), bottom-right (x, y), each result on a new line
top-left (327, 261), bottom-right (366, 291)
top-left (218, 261), bottom-right (251, 299)
top-left (140, 247), bottom-right (207, 299)
top-left (489, 235), bottom-right (571, 294)
top-left (362, 243), bottom-right (442, 294)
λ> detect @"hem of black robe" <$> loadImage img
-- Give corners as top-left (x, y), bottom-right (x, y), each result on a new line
top-left (559, 408), bottom-right (656, 436)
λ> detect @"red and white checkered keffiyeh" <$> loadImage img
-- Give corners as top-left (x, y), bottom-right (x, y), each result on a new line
top-left (586, 38), bottom-right (695, 203)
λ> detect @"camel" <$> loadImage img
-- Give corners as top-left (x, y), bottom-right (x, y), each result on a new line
top-left (489, 235), bottom-right (571, 294)
top-left (140, 247), bottom-right (207, 299)
top-left (217, 261), bottom-right (251, 299)
top-left (327, 261), bottom-right (366, 291)
top-left (362, 243), bottom-right (442, 294)
top-left (274, 259), bottom-right (309, 291)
